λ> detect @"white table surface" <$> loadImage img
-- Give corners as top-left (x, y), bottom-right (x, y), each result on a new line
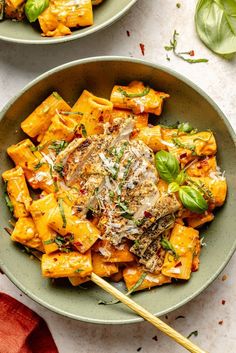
top-left (0, 1), bottom-right (236, 352)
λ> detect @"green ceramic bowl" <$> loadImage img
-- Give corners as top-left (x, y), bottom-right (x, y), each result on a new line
top-left (0, 57), bottom-right (236, 324)
top-left (0, 0), bottom-right (137, 44)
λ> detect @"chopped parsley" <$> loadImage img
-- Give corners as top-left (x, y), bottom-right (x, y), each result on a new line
top-left (4, 192), bottom-right (14, 214)
top-left (48, 140), bottom-right (68, 155)
top-left (118, 86), bottom-right (150, 98)
top-left (34, 161), bottom-right (44, 170)
top-left (161, 238), bottom-right (179, 259)
top-left (52, 92), bottom-right (61, 100)
top-left (58, 198), bottom-right (67, 228)
top-left (80, 124), bottom-right (87, 137)
top-left (172, 137), bottom-right (196, 155)
top-left (53, 163), bottom-right (64, 177)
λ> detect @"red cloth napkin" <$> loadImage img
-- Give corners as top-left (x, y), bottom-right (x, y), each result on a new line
top-left (0, 293), bottom-right (58, 353)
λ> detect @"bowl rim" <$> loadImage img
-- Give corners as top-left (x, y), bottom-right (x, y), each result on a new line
top-left (0, 0), bottom-right (138, 45)
top-left (1, 56), bottom-right (236, 324)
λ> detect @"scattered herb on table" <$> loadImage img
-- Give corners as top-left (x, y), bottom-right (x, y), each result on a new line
top-left (175, 315), bottom-right (185, 320)
top-left (164, 30), bottom-right (208, 63)
top-left (176, 2), bottom-right (181, 8)
top-left (187, 330), bottom-right (198, 339)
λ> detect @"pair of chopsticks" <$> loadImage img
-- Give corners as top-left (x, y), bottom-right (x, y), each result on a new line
top-left (91, 273), bottom-right (208, 353)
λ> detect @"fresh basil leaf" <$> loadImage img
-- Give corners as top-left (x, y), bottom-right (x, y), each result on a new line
top-left (178, 122), bottom-right (194, 133)
top-left (179, 186), bottom-right (208, 214)
top-left (155, 151), bottom-right (180, 183)
top-left (175, 170), bottom-right (186, 185)
top-left (168, 182), bottom-right (180, 193)
top-left (195, 0), bottom-right (236, 55)
top-left (25, 0), bottom-right (49, 23)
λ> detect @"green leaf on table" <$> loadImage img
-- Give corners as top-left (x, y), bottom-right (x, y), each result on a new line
top-left (195, 0), bottom-right (236, 56)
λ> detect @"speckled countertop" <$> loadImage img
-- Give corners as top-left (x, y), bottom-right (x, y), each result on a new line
top-left (0, 1), bottom-right (236, 352)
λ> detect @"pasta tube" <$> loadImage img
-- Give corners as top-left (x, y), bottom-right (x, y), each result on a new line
top-left (136, 126), bottom-right (168, 152)
top-left (21, 92), bottom-right (71, 140)
top-left (48, 199), bottom-right (100, 253)
top-left (42, 251), bottom-right (92, 278)
top-left (123, 266), bottom-right (171, 292)
top-left (2, 166), bottom-right (32, 218)
top-left (110, 81), bottom-right (169, 115)
top-left (71, 90), bottom-right (113, 135)
top-left (161, 224), bottom-right (199, 280)
top-left (30, 194), bottom-right (59, 254)
top-left (93, 240), bottom-right (135, 262)
top-left (11, 217), bottom-right (44, 252)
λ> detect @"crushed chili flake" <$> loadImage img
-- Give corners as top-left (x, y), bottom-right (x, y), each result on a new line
top-left (99, 116), bottom-right (104, 123)
top-left (144, 211), bottom-right (152, 218)
top-left (139, 43), bottom-right (145, 56)
top-left (53, 258), bottom-right (58, 262)
top-left (180, 153), bottom-right (187, 159)
top-left (222, 300), bottom-right (226, 305)
top-left (152, 335), bottom-right (158, 341)
top-left (175, 261), bottom-right (182, 268)
top-left (137, 348), bottom-right (142, 352)
top-left (75, 133), bottom-right (82, 138)
top-left (126, 30), bottom-right (130, 37)
top-left (218, 320), bottom-right (223, 325)
top-left (80, 189), bottom-right (87, 195)
top-left (189, 50), bottom-right (195, 57)
top-left (73, 241), bottom-right (82, 247)
top-left (222, 274), bottom-right (227, 281)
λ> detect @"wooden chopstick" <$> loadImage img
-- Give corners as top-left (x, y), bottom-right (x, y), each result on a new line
top-left (91, 273), bottom-right (208, 353)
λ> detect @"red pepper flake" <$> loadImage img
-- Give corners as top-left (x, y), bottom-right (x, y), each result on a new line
top-left (152, 335), bottom-right (158, 341)
top-left (189, 50), bottom-right (195, 57)
top-left (222, 300), bottom-right (226, 305)
top-left (180, 153), bottom-right (187, 159)
top-left (75, 133), bottom-right (82, 138)
top-left (80, 189), bottom-right (87, 195)
top-left (53, 176), bottom-right (58, 182)
top-left (53, 258), bottom-right (58, 262)
top-left (126, 30), bottom-right (130, 37)
top-left (218, 320), bottom-right (223, 325)
top-left (137, 348), bottom-right (142, 352)
top-left (73, 241), bottom-right (82, 247)
top-left (222, 274), bottom-right (227, 281)
top-left (175, 261), bottom-right (182, 268)
top-left (99, 116), bottom-right (104, 123)
top-left (144, 211), bottom-right (152, 218)
top-left (139, 43), bottom-right (145, 56)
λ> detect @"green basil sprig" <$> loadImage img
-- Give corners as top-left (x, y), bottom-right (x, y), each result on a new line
top-left (179, 186), bottom-right (208, 214)
top-left (195, 0), bottom-right (236, 56)
top-left (25, 0), bottom-right (49, 23)
top-left (155, 151), bottom-right (208, 214)
top-left (155, 151), bottom-right (180, 183)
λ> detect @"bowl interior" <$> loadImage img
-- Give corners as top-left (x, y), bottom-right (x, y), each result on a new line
top-left (0, 0), bottom-right (136, 44)
top-left (0, 58), bottom-right (236, 324)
